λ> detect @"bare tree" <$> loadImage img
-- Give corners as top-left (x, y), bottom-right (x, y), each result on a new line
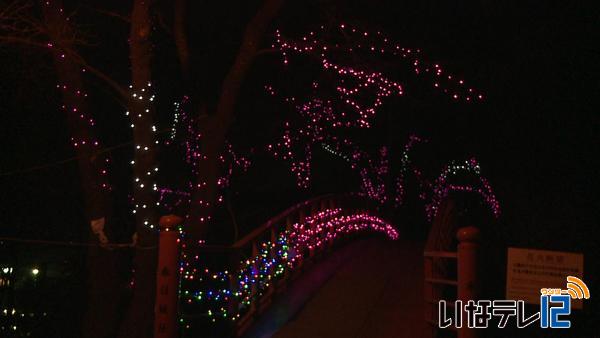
top-left (0, 1), bottom-right (123, 337)
top-left (1, 0), bottom-right (285, 335)
top-left (116, 0), bottom-right (160, 336)
top-left (186, 0), bottom-right (284, 242)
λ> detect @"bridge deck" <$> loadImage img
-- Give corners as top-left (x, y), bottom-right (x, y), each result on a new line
top-left (244, 237), bottom-right (425, 338)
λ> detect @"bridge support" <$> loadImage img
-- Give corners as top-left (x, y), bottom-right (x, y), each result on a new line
top-left (154, 215), bottom-right (183, 338)
top-left (457, 226), bottom-right (481, 338)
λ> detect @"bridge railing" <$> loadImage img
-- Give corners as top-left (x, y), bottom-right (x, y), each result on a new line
top-left (423, 199), bottom-right (482, 338)
top-left (172, 193), bottom-right (395, 337)
top-left (224, 193), bottom-right (341, 335)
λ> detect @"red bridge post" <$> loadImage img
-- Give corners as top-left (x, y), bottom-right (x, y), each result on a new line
top-left (457, 226), bottom-right (481, 338)
top-left (154, 215), bottom-right (182, 338)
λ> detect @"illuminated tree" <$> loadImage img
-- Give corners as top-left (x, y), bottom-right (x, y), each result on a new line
top-left (0, 0), bottom-right (500, 336)
top-left (1, 1), bottom-right (122, 337)
top-left (0, 0), bottom-right (284, 336)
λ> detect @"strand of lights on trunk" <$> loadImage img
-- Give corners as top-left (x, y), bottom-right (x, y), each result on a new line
top-left (59, 83), bottom-right (112, 191)
top-left (178, 208), bottom-right (398, 328)
top-left (167, 95), bottom-right (189, 143)
top-left (49, 66), bottom-right (111, 191)
top-left (44, 1), bottom-right (112, 192)
top-left (127, 82), bottom-right (159, 229)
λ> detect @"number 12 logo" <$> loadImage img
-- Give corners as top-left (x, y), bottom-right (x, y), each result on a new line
top-left (540, 294), bottom-right (571, 328)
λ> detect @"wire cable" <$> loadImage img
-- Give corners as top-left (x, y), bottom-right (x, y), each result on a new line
top-left (0, 236), bottom-right (156, 250)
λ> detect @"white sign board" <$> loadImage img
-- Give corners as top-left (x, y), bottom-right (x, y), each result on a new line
top-left (506, 247), bottom-right (584, 309)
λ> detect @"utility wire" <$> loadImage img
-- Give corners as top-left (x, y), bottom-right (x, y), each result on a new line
top-left (0, 236), bottom-right (156, 250)
top-left (0, 129), bottom-right (173, 177)
top-left (0, 140), bottom-right (133, 177)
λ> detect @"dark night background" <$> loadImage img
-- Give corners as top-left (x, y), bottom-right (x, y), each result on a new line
top-left (0, 0), bottom-right (598, 337)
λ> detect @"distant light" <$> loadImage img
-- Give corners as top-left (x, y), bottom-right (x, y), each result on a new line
top-left (31, 268), bottom-right (40, 276)
top-left (2, 267), bottom-right (9, 274)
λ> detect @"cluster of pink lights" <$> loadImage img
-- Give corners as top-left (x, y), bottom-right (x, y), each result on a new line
top-left (355, 147), bottom-right (389, 204)
top-left (159, 98), bottom-right (251, 217)
top-left (267, 123), bottom-right (315, 188)
top-left (325, 60), bottom-right (403, 128)
top-left (274, 24), bottom-right (484, 102)
top-left (288, 208), bottom-right (399, 256)
top-left (267, 25), bottom-right (485, 190)
top-left (156, 25), bottom-right (495, 232)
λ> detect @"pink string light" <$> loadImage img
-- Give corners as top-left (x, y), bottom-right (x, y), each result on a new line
top-left (178, 208), bottom-right (398, 324)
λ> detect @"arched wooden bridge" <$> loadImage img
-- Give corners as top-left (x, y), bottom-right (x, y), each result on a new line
top-left (155, 194), bottom-right (477, 338)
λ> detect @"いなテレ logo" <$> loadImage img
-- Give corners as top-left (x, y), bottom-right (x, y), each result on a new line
top-left (439, 275), bottom-right (590, 329)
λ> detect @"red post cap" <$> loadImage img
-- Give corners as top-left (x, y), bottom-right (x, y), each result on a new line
top-left (456, 226), bottom-right (481, 243)
top-left (159, 215), bottom-right (184, 229)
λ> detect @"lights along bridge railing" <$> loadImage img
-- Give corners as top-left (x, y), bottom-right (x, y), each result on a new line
top-left (156, 193), bottom-right (399, 338)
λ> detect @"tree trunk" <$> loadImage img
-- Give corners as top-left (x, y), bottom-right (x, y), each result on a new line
top-left (174, 0), bottom-right (190, 81)
top-left (187, 0), bottom-right (284, 242)
top-left (117, 0), bottom-right (159, 337)
top-left (41, 2), bottom-right (121, 338)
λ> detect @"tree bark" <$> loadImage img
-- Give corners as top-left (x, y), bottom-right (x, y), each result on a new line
top-left (41, 2), bottom-right (120, 338)
top-left (174, 0), bottom-right (190, 81)
top-left (187, 0), bottom-right (284, 242)
top-left (117, 0), bottom-right (159, 337)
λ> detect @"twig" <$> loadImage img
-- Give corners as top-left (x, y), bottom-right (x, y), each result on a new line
top-left (87, 6), bottom-right (130, 23)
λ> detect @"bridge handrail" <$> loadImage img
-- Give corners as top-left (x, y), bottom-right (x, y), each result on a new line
top-left (194, 193), bottom-right (362, 252)
top-left (232, 193), bottom-right (338, 249)
top-left (179, 192), bottom-right (392, 337)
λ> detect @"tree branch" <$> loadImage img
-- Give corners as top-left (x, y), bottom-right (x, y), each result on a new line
top-left (173, 0), bottom-right (190, 78)
top-left (87, 6), bottom-right (130, 23)
top-left (66, 48), bottom-right (128, 101)
top-left (0, 1), bottom-right (127, 101)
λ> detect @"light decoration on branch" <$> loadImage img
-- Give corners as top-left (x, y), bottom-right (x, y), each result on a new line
top-left (274, 24), bottom-right (484, 102)
top-left (158, 187), bottom-right (191, 213)
top-left (425, 158), bottom-right (500, 221)
top-left (322, 134), bottom-right (501, 222)
top-left (158, 97), bottom-right (251, 219)
top-left (267, 122), bottom-right (314, 188)
top-left (219, 142), bottom-right (252, 190)
top-left (266, 24), bottom-right (484, 189)
top-left (354, 147), bottom-right (389, 204)
top-left (322, 60), bottom-right (404, 128)
top-left (127, 82), bottom-right (160, 229)
top-left (177, 208), bottom-right (398, 328)
top-left (394, 134), bottom-right (428, 206)
top-left (167, 95), bottom-right (188, 143)
top-left (320, 139), bottom-right (389, 204)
